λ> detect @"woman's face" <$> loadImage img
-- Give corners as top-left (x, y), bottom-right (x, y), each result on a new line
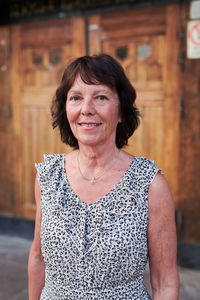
top-left (66, 75), bottom-right (121, 148)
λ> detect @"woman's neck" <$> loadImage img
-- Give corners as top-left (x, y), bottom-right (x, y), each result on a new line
top-left (77, 143), bottom-right (120, 170)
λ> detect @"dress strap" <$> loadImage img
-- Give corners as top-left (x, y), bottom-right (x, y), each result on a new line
top-left (132, 157), bottom-right (163, 188)
top-left (35, 154), bottom-right (64, 191)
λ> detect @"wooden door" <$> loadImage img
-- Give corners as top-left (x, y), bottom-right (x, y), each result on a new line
top-left (89, 5), bottom-right (181, 202)
top-left (10, 17), bottom-right (85, 219)
top-left (0, 27), bottom-right (14, 215)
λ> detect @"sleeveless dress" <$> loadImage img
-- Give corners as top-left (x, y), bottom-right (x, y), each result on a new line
top-left (35, 154), bottom-right (162, 300)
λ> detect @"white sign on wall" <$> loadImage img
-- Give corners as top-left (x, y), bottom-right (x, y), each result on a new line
top-left (187, 20), bottom-right (200, 59)
top-left (190, 1), bottom-right (200, 19)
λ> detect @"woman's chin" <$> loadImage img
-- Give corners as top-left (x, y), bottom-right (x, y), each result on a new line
top-left (77, 136), bottom-right (106, 148)
top-left (78, 139), bottom-right (101, 148)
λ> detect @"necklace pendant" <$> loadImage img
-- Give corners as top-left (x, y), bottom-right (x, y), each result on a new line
top-left (90, 177), bottom-right (96, 184)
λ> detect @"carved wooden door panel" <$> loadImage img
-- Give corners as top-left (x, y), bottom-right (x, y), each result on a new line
top-left (10, 18), bottom-right (85, 218)
top-left (103, 36), bottom-right (165, 167)
top-left (89, 5), bottom-right (181, 201)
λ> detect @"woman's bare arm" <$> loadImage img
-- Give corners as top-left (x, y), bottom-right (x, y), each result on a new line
top-left (148, 172), bottom-right (179, 300)
top-left (28, 174), bottom-right (45, 300)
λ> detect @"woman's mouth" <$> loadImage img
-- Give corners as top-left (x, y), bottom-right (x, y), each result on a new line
top-left (78, 122), bottom-right (102, 127)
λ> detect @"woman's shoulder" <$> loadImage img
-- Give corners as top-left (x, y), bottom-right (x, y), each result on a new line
top-left (36, 153), bottom-right (64, 165)
top-left (35, 153), bottom-right (65, 175)
top-left (133, 156), bottom-right (155, 165)
top-left (35, 154), bottom-right (66, 189)
top-left (130, 155), bottom-right (163, 186)
top-left (133, 156), bottom-right (161, 170)
top-left (43, 153), bottom-right (65, 162)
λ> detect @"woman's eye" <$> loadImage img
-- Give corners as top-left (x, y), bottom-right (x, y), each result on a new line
top-left (97, 95), bottom-right (108, 100)
top-left (69, 95), bottom-right (81, 101)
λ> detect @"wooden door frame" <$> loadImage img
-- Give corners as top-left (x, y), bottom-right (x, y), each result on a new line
top-left (0, 26), bottom-right (14, 215)
top-left (88, 4), bottom-right (182, 204)
top-left (10, 25), bottom-right (23, 217)
top-left (163, 4), bottom-right (181, 203)
top-left (9, 17), bottom-right (86, 219)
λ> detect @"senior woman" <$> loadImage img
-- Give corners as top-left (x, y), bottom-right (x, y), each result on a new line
top-left (28, 54), bottom-right (179, 300)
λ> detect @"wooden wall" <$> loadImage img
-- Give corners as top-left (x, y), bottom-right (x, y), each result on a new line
top-left (178, 4), bottom-right (200, 243)
top-left (0, 27), bottom-right (14, 215)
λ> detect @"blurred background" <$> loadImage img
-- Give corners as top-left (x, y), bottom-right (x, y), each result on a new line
top-left (0, 0), bottom-right (200, 299)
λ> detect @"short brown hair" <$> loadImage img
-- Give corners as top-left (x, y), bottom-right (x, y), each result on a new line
top-left (51, 54), bottom-right (140, 148)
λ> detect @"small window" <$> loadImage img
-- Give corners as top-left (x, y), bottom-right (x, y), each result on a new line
top-left (116, 46), bottom-right (128, 60)
top-left (137, 45), bottom-right (151, 59)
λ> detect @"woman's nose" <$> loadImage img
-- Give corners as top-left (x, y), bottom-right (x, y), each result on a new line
top-left (81, 98), bottom-right (95, 115)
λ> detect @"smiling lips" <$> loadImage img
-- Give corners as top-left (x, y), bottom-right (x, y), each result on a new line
top-left (78, 122), bottom-right (102, 128)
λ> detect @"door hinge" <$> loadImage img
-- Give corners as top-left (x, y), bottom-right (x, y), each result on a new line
top-left (180, 97), bottom-right (184, 118)
top-left (178, 25), bottom-right (185, 46)
top-left (178, 24), bottom-right (185, 71)
top-left (8, 103), bottom-right (12, 119)
top-left (178, 51), bottom-right (185, 72)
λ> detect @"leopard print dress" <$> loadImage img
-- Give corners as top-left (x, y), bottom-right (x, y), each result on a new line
top-left (35, 154), bottom-right (162, 300)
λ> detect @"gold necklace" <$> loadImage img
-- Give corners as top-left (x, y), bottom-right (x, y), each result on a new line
top-left (77, 150), bottom-right (120, 184)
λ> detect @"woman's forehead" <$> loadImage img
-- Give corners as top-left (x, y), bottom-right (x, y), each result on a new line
top-left (71, 74), bottom-right (105, 89)
top-left (69, 74), bottom-right (116, 93)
